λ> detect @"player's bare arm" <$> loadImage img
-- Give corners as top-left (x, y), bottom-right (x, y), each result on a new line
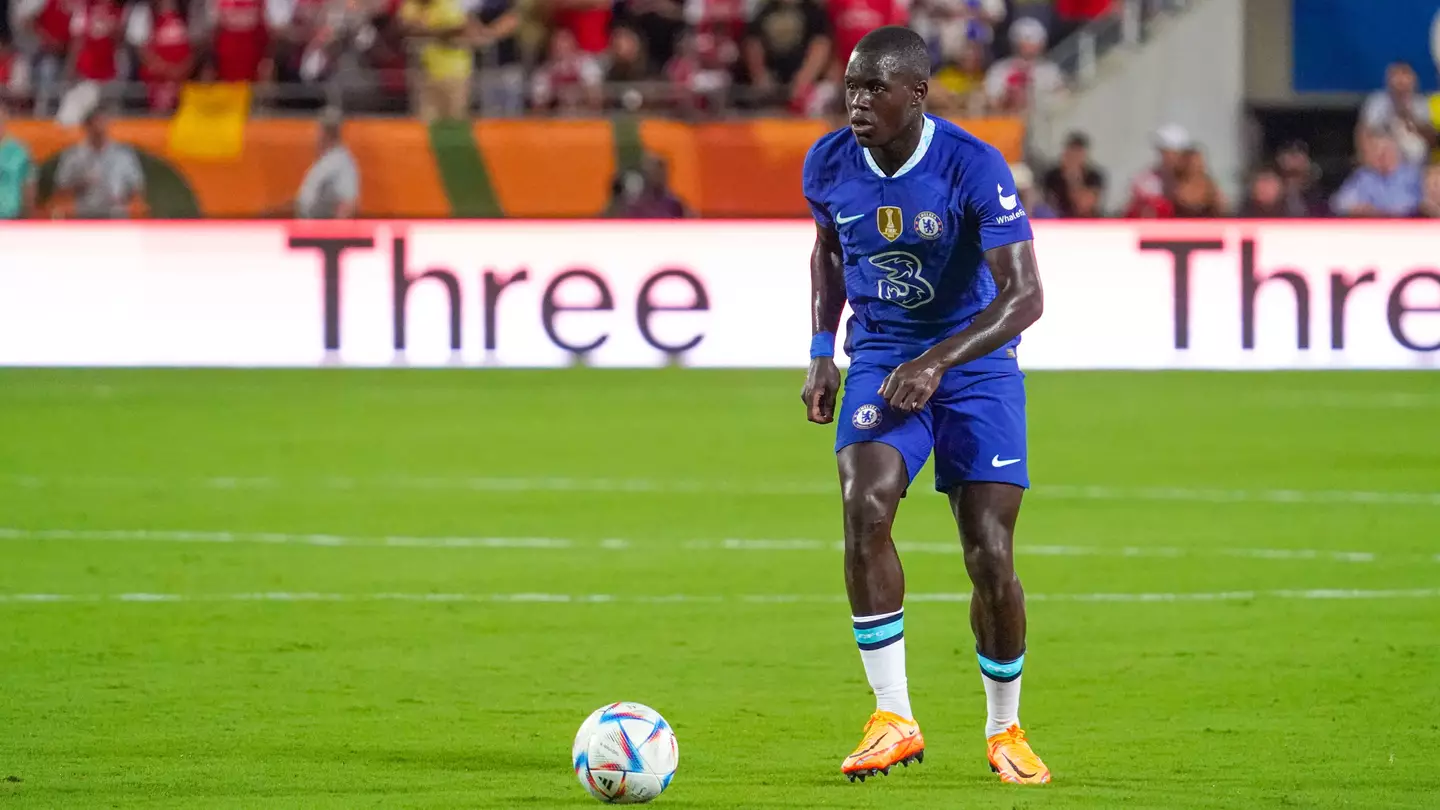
top-left (801, 222), bottom-right (845, 424)
top-left (880, 241), bottom-right (1043, 413)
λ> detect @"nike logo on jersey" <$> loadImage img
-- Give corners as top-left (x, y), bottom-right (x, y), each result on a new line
top-left (835, 212), bottom-right (865, 225)
top-left (997, 185), bottom-right (1019, 211)
top-left (991, 455), bottom-right (1022, 468)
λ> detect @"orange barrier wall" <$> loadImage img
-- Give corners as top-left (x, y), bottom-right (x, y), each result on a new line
top-left (7, 116), bottom-right (1024, 218)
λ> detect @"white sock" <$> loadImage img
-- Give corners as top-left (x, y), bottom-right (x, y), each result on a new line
top-left (977, 651), bottom-right (1024, 738)
top-left (981, 673), bottom-right (1022, 738)
top-left (853, 609), bottom-right (912, 720)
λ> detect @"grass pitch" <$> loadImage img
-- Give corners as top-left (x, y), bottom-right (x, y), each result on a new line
top-left (1, 369), bottom-right (1437, 808)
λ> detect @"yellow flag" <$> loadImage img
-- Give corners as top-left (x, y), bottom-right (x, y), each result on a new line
top-left (169, 83), bottom-right (252, 161)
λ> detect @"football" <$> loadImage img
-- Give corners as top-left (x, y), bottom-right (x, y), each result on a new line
top-left (572, 702), bottom-right (679, 804)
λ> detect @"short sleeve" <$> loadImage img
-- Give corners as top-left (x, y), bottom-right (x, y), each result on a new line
top-left (963, 146), bottom-right (1033, 252)
top-left (801, 141), bottom-right (834, 229)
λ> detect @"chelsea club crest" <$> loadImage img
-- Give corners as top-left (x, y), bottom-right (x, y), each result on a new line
top-left (914, 211), bottom-right (943, 240)
top-left (852, 404), bottom-right (883, 430)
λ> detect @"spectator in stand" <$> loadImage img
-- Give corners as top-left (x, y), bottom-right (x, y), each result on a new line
top-left (470, 0), bottom-right (543, 115)
top-left (531, 26), bottom-right (602, 111)
top-left (1331, 130), bottom-right (1421, 218)
top-left (984, 16), bottom-right (1062, 113)
top-left (401, 0), bottom-right (471, 121)
top-left (0, 101), bottom-right (36, 219)
top-left (269, 0), bottom-right (331, 90)
top-left (1123, 123), bottom-right (1188, 218)
top-left (1051, 0), bottom-right (1112, 45)
top-left (912, 0), bottom-right (1004, 59)
top-left (1171, 147), bottom-right (1225, 217)
top-left (551, 0), bottom-right (612, 56)
top-left (999, 0), bottom-right (1055, 57)
top-left (827, 0), bottom-right (906, 70)
top-left (203, 0), bottom-right (274, 83)
top-left (606, 23), bottom-right (650, 109)
top-left (1011, 162), bottom-right (1056, 218)
top-left (606, 152), bottom-right (687, 217)
top-left (1358, 62), bottom-right (1433, 166)
top-left (927, 37), bottom-right (986, 116)
top-left (666, 28), bottom-right (731, 114)
top-left (1068, 182), bottom-right (1103, 217)
top-left (0, 34), bottom-right (31, 103)
top-left (295, 111), bottom-right (359, 218)
top-left (618, 0), bottom-right (684, 70)
top-left (14, 0), bottom-right (74, 115)
top-left (1238, 166), bottom-right (1309, 218)
top-left (1416, 164), bottom-right (1440, 218)
top-left (54, 109), bottom-right (144, 219)
top-left (1043, 131), bottom-right (1105, 217)
top-left (62, 0), bottom-right (123, 113)
top-left (1274, 140), bottom-right (1325, 216)
top-left (126, 0), bottom-right (195, 113)
top-left (743, 0), bottom-right (832, 114)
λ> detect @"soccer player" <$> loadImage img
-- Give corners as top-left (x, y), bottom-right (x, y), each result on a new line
top-left (799, 26), bottom-right (1050, 785)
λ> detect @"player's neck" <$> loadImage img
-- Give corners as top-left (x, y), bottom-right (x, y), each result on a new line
top-left (868, 118), bottom-right (926, 177)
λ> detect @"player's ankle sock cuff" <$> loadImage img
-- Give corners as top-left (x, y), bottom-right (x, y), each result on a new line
top-left (977, 648), bottom-right (1024, 683)
top-left (853, 609), bottom-right (904, 651)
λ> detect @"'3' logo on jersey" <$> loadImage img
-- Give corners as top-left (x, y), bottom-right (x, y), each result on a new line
top-left (870, 251), bottom-right (935, 309)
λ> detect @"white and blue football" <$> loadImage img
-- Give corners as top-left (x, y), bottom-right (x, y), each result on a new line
top-left (572, 702), bottom-right (678, 804)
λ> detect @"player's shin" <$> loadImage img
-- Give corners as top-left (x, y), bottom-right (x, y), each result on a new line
top-left (853, 609), bottom-right (912, 720)
top-left (977, 649), bottom-right (1023, 738)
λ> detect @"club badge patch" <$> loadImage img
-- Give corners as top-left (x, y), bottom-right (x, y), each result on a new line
top-left (852, 404), bottom-right (883, 430)
top-left (914, 211), bottom-right (943, 240)
top-left (877, 206), bottom-right (903, 242)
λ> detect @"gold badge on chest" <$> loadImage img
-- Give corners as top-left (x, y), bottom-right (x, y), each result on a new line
top-left (877, 206), bottom-right (903, 242)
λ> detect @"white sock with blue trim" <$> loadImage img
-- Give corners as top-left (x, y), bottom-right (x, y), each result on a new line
top-left (853, 608), bottom-right (912, 721)
top-left (977, 650), bottom-right (1024, 738)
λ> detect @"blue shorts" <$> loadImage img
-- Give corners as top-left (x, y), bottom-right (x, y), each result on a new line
top-left (834, 363), bottom-right (1029, 492)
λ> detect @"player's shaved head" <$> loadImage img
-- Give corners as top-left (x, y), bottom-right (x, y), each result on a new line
top-left (845, 26), bottom-right (929, 151)
top-left (850, 26), bottom-right (931, 84)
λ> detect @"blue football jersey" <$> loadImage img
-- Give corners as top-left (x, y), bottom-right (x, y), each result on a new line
top-left (802, 115), bottom-right (1033, 370)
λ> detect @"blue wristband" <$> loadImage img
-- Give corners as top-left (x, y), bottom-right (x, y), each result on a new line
top-left (810, 331), bottom-right (836, 359)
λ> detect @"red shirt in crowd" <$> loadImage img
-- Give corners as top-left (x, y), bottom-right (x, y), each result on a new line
top-left (1123, 167), bottom-right (1176, 218)
top-left (33, 0), bottom-right (76, 55)
top-left (70, 0), bottom-right (123, 82)
top-left (553, 1), bottom-right (612, 54)
top-left (1055, 0), bottom-right (1112, 20)
top-left (212, 0), bottom-right (269, 81)
top-left (828, 0), bottom-right (907, 67)
top-left (138, 4), bottom-right (194, 109)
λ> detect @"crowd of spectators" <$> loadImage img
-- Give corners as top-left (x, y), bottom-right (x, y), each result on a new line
top-left (0, 0), bottom-right (1120, 118)
top-left (1023, 60), bottom-right (1440, 221)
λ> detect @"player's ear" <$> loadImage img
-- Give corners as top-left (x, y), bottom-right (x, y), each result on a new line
top-left (912, 80), bottom-right (928, 107)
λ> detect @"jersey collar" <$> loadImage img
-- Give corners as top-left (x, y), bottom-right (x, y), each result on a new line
top-left (862, 115), bottom-right (935, 180)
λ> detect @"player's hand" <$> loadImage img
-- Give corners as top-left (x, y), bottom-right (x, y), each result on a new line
top-left (879, 358), bottom-right (943, 414)
top-left (801, 357), bottom-right (840, 424)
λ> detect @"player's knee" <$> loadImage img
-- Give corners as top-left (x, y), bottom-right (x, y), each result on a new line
top-left (963, 529), bottom-right (1017, 595)
top-left (841, 482), bottom-right (900, 546)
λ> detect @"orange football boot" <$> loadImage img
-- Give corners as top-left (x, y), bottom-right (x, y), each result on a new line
top-left (987, 724), bottom-right (1051, 784)
top-left (841, 711), bottom-right (925, 782)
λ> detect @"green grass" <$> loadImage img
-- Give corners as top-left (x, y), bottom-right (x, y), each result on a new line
top-left (1, 369), bottom-right (1437, 808)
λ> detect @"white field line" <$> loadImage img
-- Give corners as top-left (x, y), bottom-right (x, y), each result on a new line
top-left (0, 528), bottom-right (1400, 564)
top-left (1, 589), bottom-right (1438, 605)
top-left (4, 474), bottom-right (1440, 507)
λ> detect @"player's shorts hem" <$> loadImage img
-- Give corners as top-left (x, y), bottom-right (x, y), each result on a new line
top-left (934, 475), bottom-right (1030, 493)
top-left (835, 435), bottom-right (924, 485)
